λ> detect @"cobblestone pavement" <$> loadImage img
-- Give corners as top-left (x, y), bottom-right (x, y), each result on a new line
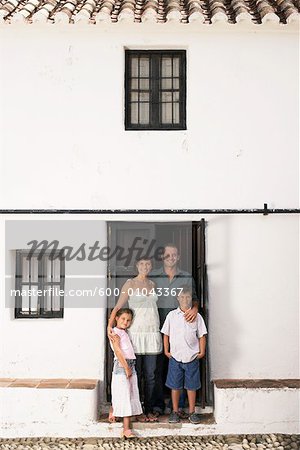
top-left (0, 434), bottom-right (299, 450)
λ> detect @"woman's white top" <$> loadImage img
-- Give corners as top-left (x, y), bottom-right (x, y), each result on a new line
top-left (127, 288), bottom-right (162, 355)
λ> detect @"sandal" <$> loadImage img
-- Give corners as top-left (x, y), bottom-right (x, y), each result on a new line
top-left (136, 414), bottom-right (150, 423)
top-left (147, 413), bottom-right (159, 422)
top-left (121, 430), bottom-right (137, 439)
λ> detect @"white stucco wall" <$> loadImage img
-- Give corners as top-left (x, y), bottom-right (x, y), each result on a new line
top-left (0, 24), bottom-right (298, 210)
top-left (207, 213), bottom-right (299, 379)
top-left (1, 385), bottom-right (299, 436)
top-left (214, 386), bottom-right (300, 434)
top-left (1, 214), bottom-right (299, 384)
top-left (2, 219), bottom-right (107, 386)
top-left (0, 22), bottom-right (298, 432)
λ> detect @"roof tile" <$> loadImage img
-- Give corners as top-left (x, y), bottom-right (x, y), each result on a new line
top-left (0, 0), bottom-right (298, 23)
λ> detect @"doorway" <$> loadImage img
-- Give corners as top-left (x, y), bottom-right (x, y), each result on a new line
top-left (105, 220), bottom-right (211, 408)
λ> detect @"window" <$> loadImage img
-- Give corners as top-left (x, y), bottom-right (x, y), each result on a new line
top-left (125, 50), bottom-right (186, 130)
top-left (15, 250), bottom-right (65, 319)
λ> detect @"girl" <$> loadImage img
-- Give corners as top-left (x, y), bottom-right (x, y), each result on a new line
top-left (110, 308), bottom-right (143, 438)
top-left (108, 257), bottom-right (162, 422)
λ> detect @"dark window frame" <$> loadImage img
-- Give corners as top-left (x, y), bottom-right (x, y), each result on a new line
top-left (125, 50), bottom-right (186, 131)
top-left (15, 250), bottom-right (65, 319)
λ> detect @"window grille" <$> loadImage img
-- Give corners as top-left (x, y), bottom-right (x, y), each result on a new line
top-left (125, 50), bottom-right (186, 130)
top-left (15, 250), bottom-right (65, 319)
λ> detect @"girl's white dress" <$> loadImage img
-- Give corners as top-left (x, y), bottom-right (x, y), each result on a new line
top-left (111, 327), bottom-right (143, 417)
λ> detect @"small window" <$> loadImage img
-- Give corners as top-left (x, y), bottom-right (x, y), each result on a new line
top-left (125, 50), bottom-right (186, 130)
top-left (15, 250), bottom-right (65, 319)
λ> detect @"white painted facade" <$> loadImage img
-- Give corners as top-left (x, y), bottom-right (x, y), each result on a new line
top-left (0, 22), bottom-right (299, 436)
top-left (1, 214), bottom-right (299, 380)
top-left (0, 25), bottom-right (298, 209)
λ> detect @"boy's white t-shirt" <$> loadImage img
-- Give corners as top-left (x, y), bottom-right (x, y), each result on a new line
top-left (161, 308), bottom-right (207, 363)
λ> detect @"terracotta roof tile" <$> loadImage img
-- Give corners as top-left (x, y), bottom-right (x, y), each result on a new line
top-left (0, 0), bottom-right (298, 22)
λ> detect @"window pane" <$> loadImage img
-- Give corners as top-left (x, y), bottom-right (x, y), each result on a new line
top-left (52, 259), bottom-right (60, 282)
top-left (46, 259), bottom-right (52, 282)
top-left (131, 78), bottom-right (138, 90)
top-left (30, 286), bottom-right (38, 312)
top-left (173, 92), bottom-right (179, 102)
top-left (140, 92), bottom-right (149, 102)
top-left (161, 92), bottom-right (172, 102)
top-left (161, 103), bottom-right (173, 124)
top-left (173, 78), bottom-right (179, 89)
top-left (131, 58), bottom-right (139, 77)
top-left (44, 290), bottom-right (52, 311)
top-left (53, 292), bottom-right (61, 312)
top-left (173, 103), bottom-right (180, 124)
top-left (161, 57), bottom-right (172, 77)
top-left (21, 286), bottom-right (30, 312)
top-left (139, 79), bottom-right (149, 90)
top-left (173, 57), bottom-right (180, 77)
top-left (131, 103), bottom-right (139, 124)
top-left (161, 78), bottom-right (172, 90)
top-left (31, 256), bottom-right (38, 283)
top-left (131, 92), bottom-right (138, 102)
top-left (22, 256), bottom-right (29, 282)
top-left (139, 103), bottom-right (149, 124)
top-left (140, 57), bottom-right (149, 77)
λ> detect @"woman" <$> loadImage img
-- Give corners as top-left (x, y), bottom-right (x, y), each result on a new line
top-left (107, 256), bottom-right (162, 422)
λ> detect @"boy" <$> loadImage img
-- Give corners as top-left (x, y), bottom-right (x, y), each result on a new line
top-left (161, 285), bottom-right (207, 424)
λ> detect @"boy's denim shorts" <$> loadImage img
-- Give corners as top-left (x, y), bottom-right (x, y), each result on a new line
top-left (166, 356), bottom-right (201, 391)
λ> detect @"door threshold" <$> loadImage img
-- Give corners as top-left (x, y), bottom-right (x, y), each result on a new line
top-left (98, 412), bottom-right (215, 427)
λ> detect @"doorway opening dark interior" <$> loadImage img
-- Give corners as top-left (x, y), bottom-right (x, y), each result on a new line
top-left (105, 220), bottom-right (212, 409)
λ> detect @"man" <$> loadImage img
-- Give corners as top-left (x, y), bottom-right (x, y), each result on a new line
top-left (150, 243), bottom-right (199, 416)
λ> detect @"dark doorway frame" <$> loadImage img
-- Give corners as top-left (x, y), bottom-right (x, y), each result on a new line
top-left (105, 220), bottom-right (212, 408)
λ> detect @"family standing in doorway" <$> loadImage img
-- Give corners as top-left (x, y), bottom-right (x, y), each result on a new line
top-left (107, 243), bottom-right (207, 438)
